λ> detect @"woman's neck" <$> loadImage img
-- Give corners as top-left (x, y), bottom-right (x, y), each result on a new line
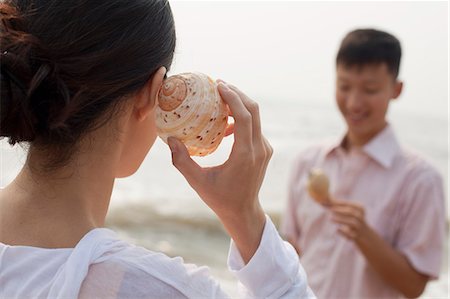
top-left (0, 130), bottom-right (122, 248)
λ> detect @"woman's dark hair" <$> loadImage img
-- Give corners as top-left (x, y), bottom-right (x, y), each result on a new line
top-left (336, 28), bottom-right (401, 78)
top-left (0, 0), bottom-right (176, 168)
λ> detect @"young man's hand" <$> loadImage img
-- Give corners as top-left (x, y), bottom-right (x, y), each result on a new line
top-left (330, 199), bottom-right (369, 241)
top-left (329, 198), bottom-right (428, 297)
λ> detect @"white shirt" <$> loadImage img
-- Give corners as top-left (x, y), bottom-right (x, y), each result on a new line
top-left (0, 215), bottom-right (315, 299)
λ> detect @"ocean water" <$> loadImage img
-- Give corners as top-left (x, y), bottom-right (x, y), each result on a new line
top-left (1, 97), bottom-right (448, 298)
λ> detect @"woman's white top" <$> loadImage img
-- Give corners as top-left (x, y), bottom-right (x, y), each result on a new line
top-left (0, 215), bottom-right (315, 298)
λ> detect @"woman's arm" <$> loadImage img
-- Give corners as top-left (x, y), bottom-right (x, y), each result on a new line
top-left (167, 81), bottom-right (315, 298)
top-left (167, 82), bottom-right (271, 263)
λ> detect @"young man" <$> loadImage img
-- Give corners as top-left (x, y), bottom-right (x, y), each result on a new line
top-left (281, 29), bottom-right (446, 298)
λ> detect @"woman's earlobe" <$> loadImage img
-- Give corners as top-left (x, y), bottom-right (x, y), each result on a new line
top-left (136, 109), bottom-right (147, 122)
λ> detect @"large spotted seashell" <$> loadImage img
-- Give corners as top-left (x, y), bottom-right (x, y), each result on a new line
top-left (307, 168), bottom-right (331, 206)
top-left (156, 72), bottom-right (228, 156)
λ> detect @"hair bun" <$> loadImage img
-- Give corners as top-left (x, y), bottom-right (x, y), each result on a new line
top-left (1, 2), bottom-right (71, 144)
top-left (1, 2), bottom-right (38, 144)
top-left (0, 2), bottom-right (38, 57)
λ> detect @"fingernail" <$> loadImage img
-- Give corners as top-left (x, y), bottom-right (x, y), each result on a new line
top-left (167, 137), bottom-right (178, 153)
top-left (218, 82), bottom-right (230, 91)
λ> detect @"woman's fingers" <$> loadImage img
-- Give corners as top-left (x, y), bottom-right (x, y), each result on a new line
top-left (227, 84), bottom-right (262, 143)
top-left (263, 136), bottom-right (273, 160)
top-left (217, 81), bottom-right (269, 174)
top-left (217, 83), bottom-right (252, 154)
top-left (224, 122), bottom-right (234, 137)
top-left (260, 136), bottom-right (273, 176)
top-left (226, 84), bottom-right (267, 169)
top-left (216, 80), bottom-right (234, 116)
top-left (226, 104), bottom-right (233, 116)
top-left (167, 137), bottom-right (204, 189)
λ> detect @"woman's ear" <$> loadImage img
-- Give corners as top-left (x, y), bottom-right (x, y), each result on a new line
top-left (115, 66), bottom-right (167, 178)
top-left (135, 66), bottom-right (167, 121)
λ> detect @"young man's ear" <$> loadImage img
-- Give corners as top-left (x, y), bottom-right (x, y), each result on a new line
top-left (135, 66), bottom-right (167, 121)
top-left (392, 81), bottom-right (403, 100)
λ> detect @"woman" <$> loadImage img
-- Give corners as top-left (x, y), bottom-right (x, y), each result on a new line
top-left (0, 1), bottom-right (315, 298)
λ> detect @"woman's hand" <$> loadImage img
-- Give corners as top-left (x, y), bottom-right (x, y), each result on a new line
top-left (167, 81), bottom-right (272, 263)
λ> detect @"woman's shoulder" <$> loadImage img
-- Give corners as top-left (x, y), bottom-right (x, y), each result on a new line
top-left (79, 237), bottom-right (224, 298)
top-left (79, 253), bottom-right (189, 298)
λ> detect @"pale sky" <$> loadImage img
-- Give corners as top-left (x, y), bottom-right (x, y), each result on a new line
top-left (169, 1), bottom-right (448, 117)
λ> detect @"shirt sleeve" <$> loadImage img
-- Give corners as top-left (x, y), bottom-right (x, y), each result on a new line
top-left (228, 215), bottom-right (316, 298)
top-left (395, 169), bottom-right (446, 279)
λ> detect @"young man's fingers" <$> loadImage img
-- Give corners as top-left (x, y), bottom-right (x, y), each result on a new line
top-left (332, 200), bottom-right (365, 212)
top-left (332, 214), bottom-right (360, 228)
top-left (337, 225), bottom-right (357, 240)
top-left (332, 205), bottom-right (364, 219)
top-left (331, 205), bottom-right (355, 215)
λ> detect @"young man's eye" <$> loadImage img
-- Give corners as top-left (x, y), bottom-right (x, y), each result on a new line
top-left (338, 85), bottom-right (350, 92)
top-left (365, 88), bottom-right (379, 94)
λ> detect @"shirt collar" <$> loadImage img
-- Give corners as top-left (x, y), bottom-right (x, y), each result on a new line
top-left (325, 124), bottom-right (401, 169)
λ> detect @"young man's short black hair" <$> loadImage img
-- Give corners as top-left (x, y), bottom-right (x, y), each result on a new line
top-left (336, 29), bottom-right (402, 78)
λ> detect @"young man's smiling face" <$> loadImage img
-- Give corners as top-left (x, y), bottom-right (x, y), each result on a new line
top-left (335, 63), bottom-right (403, 147)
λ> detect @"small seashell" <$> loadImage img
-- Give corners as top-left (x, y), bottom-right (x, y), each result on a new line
top-left (156, 72), bottom-right (228, 156)
top-left (307, 168), bottom-right (331, 206)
